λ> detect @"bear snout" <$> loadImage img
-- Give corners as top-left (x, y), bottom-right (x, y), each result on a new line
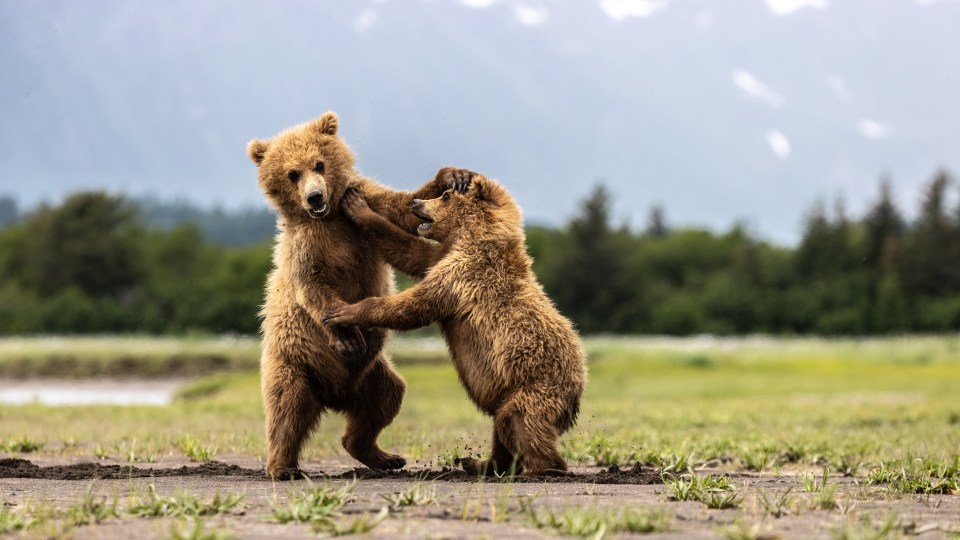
top-left (304, 189), bottom-right (330, 219)
top-left (307, 191), bottom-right (325, 207)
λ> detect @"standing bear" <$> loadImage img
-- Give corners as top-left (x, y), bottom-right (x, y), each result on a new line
top-left (325, 172), bottom-right (588, 476)
top-left (247, 112), bottom-right (469, 478)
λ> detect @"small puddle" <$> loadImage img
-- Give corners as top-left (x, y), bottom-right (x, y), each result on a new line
top-left (0, 380), bottom-right (183, 406)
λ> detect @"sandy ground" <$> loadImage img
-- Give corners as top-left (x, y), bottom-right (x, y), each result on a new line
top-left (1, 456), bottom-right (958, 539)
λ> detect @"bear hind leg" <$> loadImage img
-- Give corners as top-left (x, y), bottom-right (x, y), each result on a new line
top-left (459, 427), bottom-right (522, 477)
top-left (263, 364), bottom-right (324, 479)
top-left (341, 357), bottom-right (406, 470)
top-left (500, 392), bottom-right (570, 477)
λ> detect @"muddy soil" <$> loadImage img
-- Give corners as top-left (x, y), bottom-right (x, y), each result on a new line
top-left (1, 457), bottom-right (957, 539)
top-left (0, 457), bottom-right (657, 484)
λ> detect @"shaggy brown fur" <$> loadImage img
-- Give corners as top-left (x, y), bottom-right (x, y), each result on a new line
top-left (325, 172), bottom-right (588, 476)
top-left (248, 112), bottom-right (464, 479)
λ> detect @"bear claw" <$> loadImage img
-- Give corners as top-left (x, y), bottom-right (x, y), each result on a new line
top-left (361, 453), bottom-right (406, 471)
top-left (269, 467), bottom-right (309, 481)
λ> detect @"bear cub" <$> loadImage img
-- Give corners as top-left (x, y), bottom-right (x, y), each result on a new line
top-left (325, 171), bottom-right (588, 476)
top-left (248, 112), bottom-right (467, 478)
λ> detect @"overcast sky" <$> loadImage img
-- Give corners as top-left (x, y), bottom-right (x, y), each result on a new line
top-left (2, 0), bottom-right (959, 245)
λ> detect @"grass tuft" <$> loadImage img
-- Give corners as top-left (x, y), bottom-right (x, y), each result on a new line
top-left (0, 506), bottom-right (31, 534)
top-left (381, 482), bottom-right (437, 508)
top-left (1, 435), bottom-right (43, 453)
top-left (271, 479), bottom-right (355, 525)
top-left (176, 434), bottom-right (218, 462)
top-left (66, 488), bottom-right (119, 526)
top-left (311, 507), bottom-right (389, 536)
top-left (528, 505), bottom-right (669, 538)
top-left (866, 456), bottom-right (959, 495)
top-left (127, 484), bottom-right (244, 518)
top-left (757, 487), bottom-right (795, 518)
top-left (169, 518), bottom-right (234, 540)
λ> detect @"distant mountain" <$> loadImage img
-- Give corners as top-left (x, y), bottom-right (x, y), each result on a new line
top-left (2, 0), bottom-right (958, 245)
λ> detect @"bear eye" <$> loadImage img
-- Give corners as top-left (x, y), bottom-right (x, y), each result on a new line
top-left (314, 161), bottom-right (325, 174)
top-left (442, 192), bottom-right (451, 202)
top-left (288, 170), bottom-right (301, 183)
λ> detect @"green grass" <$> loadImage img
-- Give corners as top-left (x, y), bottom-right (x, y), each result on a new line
top-left (176, 434), bottom-right (218, 462)
top-left (169, 518), bottom-right (235, 540)
top-left (1, 335), bottom-right (959, 473)
top-left (0, 506), bottom-right (31, 534)
top-left (664, 473), bottom-right (742, 509)
top-left (127, 484), bottom-right (245, 518)
top-left (1, 434), bottom-right (43, 453)
top-left (0, 335), bottom-right (451, 378)
top-left (271, 480), bottom-right (355, 525)
top-left (381, 481), bottom-right (438, 508)
top-left (311, 507), bottom-right (389, 536)
top-left (527, 505), bottom-right (670, 538)
top-left (269, 478), bottom-right (388, 536)
top-left (66, 488), bottom-right (120, 526)
top-left (866, 455), bottom-right (960, 494)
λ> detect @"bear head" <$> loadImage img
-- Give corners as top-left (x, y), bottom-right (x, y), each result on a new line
top-left (247, 111), bottom-right (358, 222)
top-left (411, 175), bottom-right (522, 244)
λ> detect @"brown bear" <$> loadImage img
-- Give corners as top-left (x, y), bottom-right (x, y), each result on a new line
top-left (247, 112), bottom-right (470, 478)
top-left (324, 172), bottom-right (588, 476)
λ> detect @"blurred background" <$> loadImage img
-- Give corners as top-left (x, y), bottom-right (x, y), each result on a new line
top-left (2, 0), bottom-right (960, 336)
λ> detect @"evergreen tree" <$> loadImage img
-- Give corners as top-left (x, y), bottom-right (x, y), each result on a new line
top-left (645, 205), bottom-right (669, 239)
top-left (861, 180), bottom-right (908, 331)
top-left (19, 192), bottom-right (145, 298)
top-left (795, 201), bottom-right (834, 278)
top-left (903, 171), bottom-right (952, 296)
top-left (0, 196), bottom-right (17, 227)
top-left (862, 179), bottom-right (905, 271)
top-left (545, 185), bottom-right (638, 333)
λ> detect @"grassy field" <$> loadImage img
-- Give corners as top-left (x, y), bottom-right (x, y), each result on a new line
top-left (2, 335), bottom-right (959, 539)
top-left (2, 335), bottom-right (959, 472)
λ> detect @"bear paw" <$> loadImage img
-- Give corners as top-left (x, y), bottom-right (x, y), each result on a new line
top-left (328, 324), bottom-right (368, 358)
top-left (360, 451), bottom-right (406, 471)
top-left (340, 187), bottom-right (381, 227)
top-left (268, 467), bottom-right (309, 481)
top-left (524, 468), bottom-right (576, 478)
top-left (438, 167), bottom-right (476, 194)
top-left (456, 457), bottom-right (520, 477)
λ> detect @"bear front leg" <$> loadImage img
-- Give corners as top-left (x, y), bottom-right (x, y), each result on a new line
top-left (262, 361), bottom-right (324, 479)
top-left (295, 289), bottom-right (370, 362)
top-left (340, 356), bottom-right (407, 470)
top-left (341, 188), bottom-right (446, 278)
top-left (324, 288), bottom-right (442, 332)
top-left (360, 167), bottom-right (477, 234)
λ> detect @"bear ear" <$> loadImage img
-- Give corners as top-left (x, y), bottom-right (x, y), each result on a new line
top-left (312, 111), bottom-right (339, 136)
top-left (247, 139), bottom-right (270, 165)
top-left (472, 176), bottom-right (488, 201)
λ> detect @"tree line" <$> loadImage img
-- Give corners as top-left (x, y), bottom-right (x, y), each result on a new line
top-left (1, 170), bottom-right (958, 335)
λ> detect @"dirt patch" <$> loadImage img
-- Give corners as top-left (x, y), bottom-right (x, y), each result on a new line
top-left (0, 458), bottom-right (658, 484)
top-left (0, 458), bottom-right (261, 480)
top-left (2, 470), bottom-right (957, 540)
top-left (330, 462), bottom-right (659, 484)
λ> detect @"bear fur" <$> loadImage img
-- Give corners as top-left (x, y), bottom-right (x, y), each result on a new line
top-left (247, 112), bottom-right (464, 478)
top-left (325, 172), bottom-right (588, 476)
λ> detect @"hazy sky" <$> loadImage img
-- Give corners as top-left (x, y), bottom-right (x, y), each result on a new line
top-left (2, 0), bottom-right (959, 244)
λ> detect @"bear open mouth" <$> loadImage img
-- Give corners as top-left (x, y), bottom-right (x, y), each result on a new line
top-left (412, 207), bottom-right (432, 222)
top-left (413, 208), bottom-right (433, 234)
top-left (307, 203), bottom-right (330, 219)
